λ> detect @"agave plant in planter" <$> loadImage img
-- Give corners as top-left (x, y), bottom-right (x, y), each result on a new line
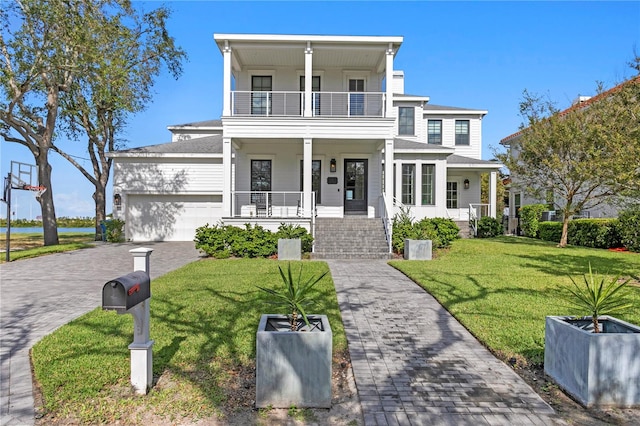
top-left (255, 263), bottom-right (332, 408)
top-left (545, 263), bottom-right (639, 406)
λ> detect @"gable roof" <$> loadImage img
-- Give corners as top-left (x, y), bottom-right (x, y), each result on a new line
top-left (109, 135), bottom-right (223, 158)
top-left (500, 76), bottom-right (640, 145)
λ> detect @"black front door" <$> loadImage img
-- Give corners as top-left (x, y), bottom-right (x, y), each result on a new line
top-left (344, 159), bottom-right (367, 214)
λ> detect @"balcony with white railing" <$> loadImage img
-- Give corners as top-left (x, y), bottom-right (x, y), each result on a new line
top-left (230, 91), bottom-right (386, 117)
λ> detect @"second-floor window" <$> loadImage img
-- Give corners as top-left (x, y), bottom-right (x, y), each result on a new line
top-left (455, 120), bottom-right (470, 145)
top-left (401, 164), bottom-right (415, 205)
top-left (428, 120), bottom-right (442, 144)
top-left (251, 76), bottom-right (272, 115)
top-left (398, 107), bottom-right (415, 135)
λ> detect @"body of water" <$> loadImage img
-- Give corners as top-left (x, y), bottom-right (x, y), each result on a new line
top-left (0, 227), bottom-right (95, 233)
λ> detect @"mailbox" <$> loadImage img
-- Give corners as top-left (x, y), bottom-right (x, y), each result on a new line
top-left (102, 271), bottom-right (150, 313)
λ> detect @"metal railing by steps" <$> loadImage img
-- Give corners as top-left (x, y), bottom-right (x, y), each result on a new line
top-left (312, 217), bottom-right (391, 259)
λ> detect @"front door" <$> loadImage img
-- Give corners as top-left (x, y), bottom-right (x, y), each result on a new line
top-left (344, 159), bottom-right (367, 214)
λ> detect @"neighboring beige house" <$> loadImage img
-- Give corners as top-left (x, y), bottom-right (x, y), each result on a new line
top-left (110, 34), bottom-right (502, 246)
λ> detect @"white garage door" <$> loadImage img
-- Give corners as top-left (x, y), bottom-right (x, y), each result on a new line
top-left (126, 194), bottom-right (223, 241)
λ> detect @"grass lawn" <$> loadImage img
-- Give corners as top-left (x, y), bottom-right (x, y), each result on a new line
top-left (0, 232), bottom-right (95, 262)
top-left (31, 259), bottom-right (345, 424)
top-left (390, 236), bottom-right (640, 366)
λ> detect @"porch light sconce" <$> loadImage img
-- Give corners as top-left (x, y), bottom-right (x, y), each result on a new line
top-left (114, 193), bottom-right (122, 210)
top-left (463, 179), bottom-right (470, 190)
top-left (330, 158), bottom-right (337, 173)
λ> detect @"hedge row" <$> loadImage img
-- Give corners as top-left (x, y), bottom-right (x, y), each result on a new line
top-left (536, 207), bottom-right (640, 252)
top-left (194, 223), bottom-right (313, 258)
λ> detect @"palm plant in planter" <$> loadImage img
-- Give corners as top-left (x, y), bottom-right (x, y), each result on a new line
top-left (255, 262), bottom-right (332, 408)
top-left (257, 263), bottom-right (328, 331)
top-left (566, 263), bottom-right (632, 333)
top-left (545, 263), bottom-right (640, 406)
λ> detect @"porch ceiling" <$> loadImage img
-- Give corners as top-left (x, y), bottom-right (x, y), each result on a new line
top-left (216, 35), bottom-right (402, 72)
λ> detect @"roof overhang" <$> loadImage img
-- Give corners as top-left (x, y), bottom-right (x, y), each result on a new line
top-left (214, 33), bottom-right (403, 73)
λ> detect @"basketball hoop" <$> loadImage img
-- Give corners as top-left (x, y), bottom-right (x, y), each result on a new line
top-left (22, 184), bottom-right (47, 200)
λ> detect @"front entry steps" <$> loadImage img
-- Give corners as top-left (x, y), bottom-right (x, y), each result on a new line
top-left (312, 217), bottom-right (391, 259)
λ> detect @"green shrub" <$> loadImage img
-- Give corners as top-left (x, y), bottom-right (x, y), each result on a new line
top-left (276, 223), bottom-right (313, 253)
top-left (104, 219), bottom-right (125, 242)
top-left (567, 219), bottom-right (622, 249)
top-left (618, 206), bottom-right (640, 252)
top-left (430, 217), bottom-right (460, 247)
top-left (195, 222), bottom-right (314, 258)
top-left (539, 221), bottom-right (562, 243)
top-left (194, 223), bottom-right (237, 258)
top-left (228, 224), bottom-right (276, 258)
top-left (475, 216), bottom-right (503, 238)
top-left (391, 212), bottom-right (459, 254)
top-left (519, 204), bottom-right (546, 238)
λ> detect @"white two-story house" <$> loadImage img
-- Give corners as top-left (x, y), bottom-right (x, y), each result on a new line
top-left (110, 34), bottom-right (502, 248)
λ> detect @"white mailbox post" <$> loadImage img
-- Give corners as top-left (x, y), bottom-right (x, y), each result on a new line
top-left (102, 247), bottom-right (154, 395)
top-left (128, 248), bottom-right (154, 395)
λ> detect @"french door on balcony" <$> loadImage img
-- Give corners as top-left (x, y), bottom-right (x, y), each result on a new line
top-left (344, 159), bottom-right (367, 214)
top-left (348, 79), bottom-right (365, 116)
top-left (251, 76), bottom-right (272, 115)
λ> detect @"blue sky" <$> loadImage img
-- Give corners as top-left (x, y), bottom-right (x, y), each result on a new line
top-left (1, 0), bottom-right (639, 219)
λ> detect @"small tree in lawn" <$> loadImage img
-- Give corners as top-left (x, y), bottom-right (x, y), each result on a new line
top-left (498, 74), bottom-right (640, 247)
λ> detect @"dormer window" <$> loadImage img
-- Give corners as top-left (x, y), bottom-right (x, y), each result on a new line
top-left (398, 107), bottom-right (415, 135)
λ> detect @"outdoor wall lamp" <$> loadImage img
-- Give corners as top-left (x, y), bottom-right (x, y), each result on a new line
top-left (330, 158), bottom-right (336, 173)
top-left (114, 193), bottom-right (122, 210)
top-left (463, 179), bottom-right (470, 190)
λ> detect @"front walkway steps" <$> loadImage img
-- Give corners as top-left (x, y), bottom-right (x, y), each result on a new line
top-left (328, 260), bottom-right (566, 426)
top-left (313, 217), bottom-right (391, 259)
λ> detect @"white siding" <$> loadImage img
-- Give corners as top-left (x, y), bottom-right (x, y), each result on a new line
top-left (113, 158), bottom-right (223, 194)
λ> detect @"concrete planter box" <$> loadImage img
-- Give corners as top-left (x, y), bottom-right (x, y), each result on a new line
top-left (278, 238), bottom-right (301, 260)
top-left (404, 239), bottom-right (432, 260)
top-left (256, 314), bottom-right (332, 408)
top-left (544, 315), bottom-right (640, 406)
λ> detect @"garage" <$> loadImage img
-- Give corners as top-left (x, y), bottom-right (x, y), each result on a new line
top-left (125, 194), bottom-right (223, 241)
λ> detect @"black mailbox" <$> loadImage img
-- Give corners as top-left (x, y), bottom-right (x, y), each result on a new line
top-left (102, 271), bottom-right (150, 313)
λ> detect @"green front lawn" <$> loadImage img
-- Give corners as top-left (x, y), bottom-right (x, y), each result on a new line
top-left (0, 232), bottom-right (95, 262)
top-left (32, 259), bottom-right (345, 424)
top-left (390, 236), bottom-right (640, 365)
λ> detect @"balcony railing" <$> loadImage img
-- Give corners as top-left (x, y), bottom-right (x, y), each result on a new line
top-left (231, 191), bottom-right (315, 218)
top-left (230, 91), bottom-right (386, 117)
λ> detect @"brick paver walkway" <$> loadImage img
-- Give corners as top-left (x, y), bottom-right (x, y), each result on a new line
top-left (328, 260), bottom-right (565, 426)
top-left (0, 242), bottom-right (201, 426)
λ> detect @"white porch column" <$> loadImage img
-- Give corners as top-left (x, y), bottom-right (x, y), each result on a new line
top-left (223, 137), bottom-right (232, 216)
top-left (222, 41), bottom-right (232, 117)
top-left (385, 44), bottom-right (394, 118)
top-left (384, 139), bottom-right (394, 212)
top-left (304, 42), bottom-right (313, 117)
top-left (489, 171), bottom-right (498, 218)
top-left (303, 138), bottom-right (312, 216)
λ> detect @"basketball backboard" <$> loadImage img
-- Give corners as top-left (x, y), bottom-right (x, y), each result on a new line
top-left (10, 161), bottom-right (39, 190)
